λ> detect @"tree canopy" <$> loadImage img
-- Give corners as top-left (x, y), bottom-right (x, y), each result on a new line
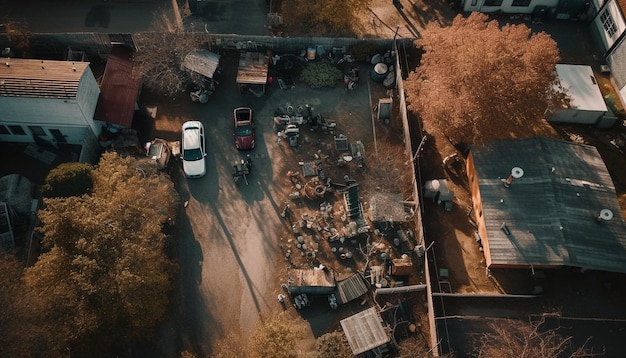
top-left (280, 0), bottom-right (370, 36)
top-left (19, 152), bottom-right (179, 356)
top-left (405, 13), bottom-right (566, 145)
top-left (41, 162), bottom-right (93, 198)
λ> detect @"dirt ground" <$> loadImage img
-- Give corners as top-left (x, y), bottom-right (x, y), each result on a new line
top-left (147, 1), bottom-right (626, 354)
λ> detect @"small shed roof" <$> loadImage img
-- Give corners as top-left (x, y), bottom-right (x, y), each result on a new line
top-left (94, 46), bottom-right (141, 127)
top-left (341, 307), bottom-right (390, 355)
top-left (555, 64), bottom-right (607, 112)
top-left (236, 51), bottom-right (269, 85)
top-left (0, 58), bottom-right (90, 99)
top-left (335, 273), bottom-right (368, 305)
top-left (287, 269), bottom-right (335, 294)
top-left (471, 137), bottom-right (626, 273)
top-left (183, 49), bottom-right (221, 79)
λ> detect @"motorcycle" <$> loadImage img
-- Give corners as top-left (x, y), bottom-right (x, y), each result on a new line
top-left (344, 67), bottom-right (359, 91)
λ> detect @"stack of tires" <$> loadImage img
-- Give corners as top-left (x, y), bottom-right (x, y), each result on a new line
top-left (370, 51), bottom-right (396, 88)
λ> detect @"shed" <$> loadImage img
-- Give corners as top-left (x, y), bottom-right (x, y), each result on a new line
top-left (236, 51), bottom-right (269, 96)
top-left (467, 137), bottom-right (626, 273)
top-left (287, 269), bottom-right (336, 295)
top-left (182, 49), bottom-right (221, 79)
top-left (550, 64), bottom-right (612, 127)
top-left (94, 45), bottom-right (141, 128)
top-left (341, 307), bottom-right (391, 356)
top-left (335, 273), bottom-right (369, 305)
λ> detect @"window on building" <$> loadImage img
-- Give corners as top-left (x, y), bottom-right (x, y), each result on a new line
top-left (483, 0), bottom-right (503, 6)
top-left (511, 0), bottom-right (531, 6)
top-left (601, 9), bottom-right (617, 37)
top-left (8, 125), bottom-right (26, 135)
top-left (29, 126), bottom-right (46, 136)
top-left (0, 125), bottom-right (9, 135)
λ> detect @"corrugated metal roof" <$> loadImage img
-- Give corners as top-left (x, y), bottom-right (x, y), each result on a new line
top-left (287, 269), bottom-right (336, 295)
top-left (94, 46), bottom-right (141, 128)
top-left (183, 49), bottom-right (221, 79)
top-left (341, 307), bottom-right (390, 355)
top-left (236, 51), bottom-right (268, 85)
top-left (471, 137), bottom-right (626, 273)
top-left (0, 58), bottom-right (89, 99)
top-left (336, 273), bottom-right (368, 305)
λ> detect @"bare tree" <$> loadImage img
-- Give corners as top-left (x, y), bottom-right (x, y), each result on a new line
top-left (404, 13), bottom-right (567, 145)
top-left (133, 9), bottom-right (205, 96)
top-left (473, 318), bottom-right (599, 358)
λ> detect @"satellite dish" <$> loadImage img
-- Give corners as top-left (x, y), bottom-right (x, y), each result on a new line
top-left (431, 179), bottom-right (440, 190)
top-left (511, 167), bottom-right (525, 179)
top-left (599, 209), bottom-right (614, 221)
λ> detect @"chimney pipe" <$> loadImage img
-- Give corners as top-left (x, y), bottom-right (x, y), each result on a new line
top-left (503, 167), bottom-right (524, 188)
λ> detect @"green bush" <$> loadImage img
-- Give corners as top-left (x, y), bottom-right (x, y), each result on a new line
top-left (348, 41), bottom-right (381, 62)
top-left (300, 61), bottom-right (343, 89)
top-left (41, 162), bottom-right (93, 198)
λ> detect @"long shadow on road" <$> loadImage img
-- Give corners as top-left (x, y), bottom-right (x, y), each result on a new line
top-left (207, 200), bottom-right (264, 316)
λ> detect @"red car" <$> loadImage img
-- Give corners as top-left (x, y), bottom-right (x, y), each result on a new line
top-left (233, 107), bottom-right (255, 150)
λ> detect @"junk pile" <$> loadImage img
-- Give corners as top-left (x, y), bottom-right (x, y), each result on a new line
top-left (274, 103), bottom-right (336, 147)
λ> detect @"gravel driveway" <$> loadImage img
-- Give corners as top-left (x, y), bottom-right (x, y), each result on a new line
top-left (147, 52), bottom-right (380, 356)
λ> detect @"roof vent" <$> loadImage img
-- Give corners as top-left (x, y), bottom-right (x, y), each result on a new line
top-left (503, 167), bottom-right (524, 188)
top-left (501, 222), bottom-right (511, 235)
top-left (597, 209), bottom-right (613, 222)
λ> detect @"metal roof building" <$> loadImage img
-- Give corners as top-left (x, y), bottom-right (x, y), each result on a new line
top-left (0, 58), bottom-right (90, 99)
top-left (183, 49), bottom-right (221, 79)
top-left (341, 307), bottom-right (391, 356)
top-left (287, 269), bottom-right (336, 295)
top-left (467, 137), bottom-right (626, 273)
top-left (94, 45), bottom-right (141, 128)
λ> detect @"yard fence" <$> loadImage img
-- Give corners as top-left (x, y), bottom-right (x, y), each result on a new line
top-left (0, 32), bottom-right (413, 60)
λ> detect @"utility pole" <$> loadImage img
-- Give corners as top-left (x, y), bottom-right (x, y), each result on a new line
top-left (171, 0), bottom-right (183, 31)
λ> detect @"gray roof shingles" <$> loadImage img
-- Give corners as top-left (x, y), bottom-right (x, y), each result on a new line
top-left (472, 137), bottom-right (626, 273)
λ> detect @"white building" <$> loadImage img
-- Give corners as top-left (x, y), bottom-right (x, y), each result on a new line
top-left (550, 64), bottom-right (614, 127)
top-left (0, 58), bottom-right (101, 162)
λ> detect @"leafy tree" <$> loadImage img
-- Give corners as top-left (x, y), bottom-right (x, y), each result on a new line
top-left (405, 13), bottom-right (566, 145)
top-left (315, 331), bottom-right (352, 358)
top-left (23, 152), bottom-right (179, 357)
top-left (0, 251), bottom-right (25, 356)
top-left (211, 331), bottom-right (251, 358)
top-left (3, 20), bottom-right (32, 57)
top-left (41, 162), bottom-right (93, 198)
top-left (251, 314), bottom-right (304, 358)
top-left (280, 0), bottom-right (370, 36)
top-left (133, 9), bottom-right (205, 96)
top-left (473, 318), bottom-right (593, 358)
top-left (211, 315), bottom-right (304, 358)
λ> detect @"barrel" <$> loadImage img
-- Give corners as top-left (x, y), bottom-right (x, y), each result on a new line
top-left (306, 47), bottom-right (316, 60)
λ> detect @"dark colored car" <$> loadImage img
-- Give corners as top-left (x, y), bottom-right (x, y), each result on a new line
top-left (234, 107), bottom-right (255, 150)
